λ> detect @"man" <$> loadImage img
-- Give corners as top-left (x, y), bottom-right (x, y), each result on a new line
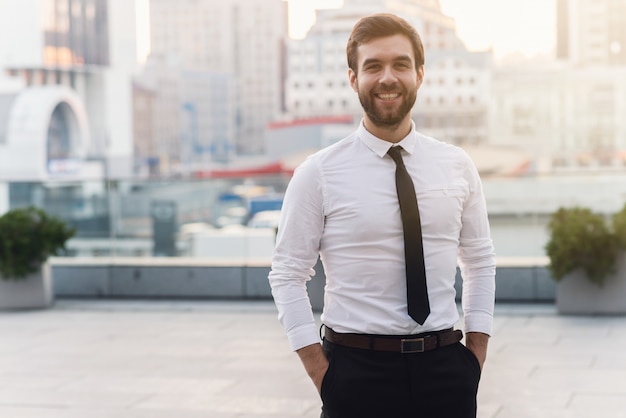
top-left (269, 13), bottom-right (495, 418)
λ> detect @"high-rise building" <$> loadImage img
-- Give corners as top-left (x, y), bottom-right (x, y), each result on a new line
top-left (490, 62), bottom-right (626, 171)
top-left (284, 0), bottom-right (491, 145)
top-left (557, 0), bottom-right (626, 67)
top-left (0, 0), bottom-right (138, 178)
top-left (133, 54), bottom-right (237, 176)
top-left (132, 80), bottom-right (157, 176)
top-left (543, 0), bottom-right (626, 168)
top-left (149, 0), bottom-right (288, 155)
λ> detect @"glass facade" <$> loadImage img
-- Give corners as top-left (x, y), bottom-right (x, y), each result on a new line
top-left (4, 176), bottom-right (289, 256)
top-left (43, 0), bottom-right (109, 67)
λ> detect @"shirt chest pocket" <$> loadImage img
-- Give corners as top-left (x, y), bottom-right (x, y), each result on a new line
top-left (416, 185), bottom-right (466, 233)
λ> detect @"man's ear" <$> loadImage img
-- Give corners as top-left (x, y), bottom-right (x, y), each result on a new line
top-left (348, 68), bottom-right (358, 93)
top-left (417, 65), bottom-right (424, 88)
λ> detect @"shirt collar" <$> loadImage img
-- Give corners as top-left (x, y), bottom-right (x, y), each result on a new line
top-left (357, 119), bottom-right (417, 158)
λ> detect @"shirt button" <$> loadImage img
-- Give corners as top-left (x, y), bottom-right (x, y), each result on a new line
top-left (443, 189), bottom-right (449, 195)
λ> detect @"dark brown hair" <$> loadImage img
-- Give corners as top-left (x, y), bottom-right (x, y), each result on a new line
top-left (346, 13), bottom-right (425, 74)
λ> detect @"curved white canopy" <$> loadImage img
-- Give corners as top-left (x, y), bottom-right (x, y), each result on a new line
top-left (0, 85), bottom-right (90, 180)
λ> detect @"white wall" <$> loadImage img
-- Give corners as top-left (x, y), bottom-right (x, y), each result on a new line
top-left (0, 0), bottom-right (43, 68)
top-left (102, 0), bottom-right (138, 177)
top-left (189, 228), bottom-right (276, 261)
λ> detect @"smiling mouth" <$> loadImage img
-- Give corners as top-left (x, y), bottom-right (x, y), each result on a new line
top-left (376, 93), bottom-right (400, 100)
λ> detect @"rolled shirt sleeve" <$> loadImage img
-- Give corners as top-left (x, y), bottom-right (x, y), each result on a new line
top-left (268, 156), bottom-right (325, 351)
top-left (458, 155), bottom-right (496, 336)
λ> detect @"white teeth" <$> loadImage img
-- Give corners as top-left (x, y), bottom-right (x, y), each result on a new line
top-left (378, 93), bottom-right (399, 100)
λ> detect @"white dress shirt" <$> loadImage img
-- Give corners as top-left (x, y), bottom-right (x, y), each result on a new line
top-left (269, 121), bottom-right (496, 351)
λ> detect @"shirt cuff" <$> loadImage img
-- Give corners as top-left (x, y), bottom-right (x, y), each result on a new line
top-left (287, 323), bottom-right (322, 351)
top-left (463, 311), bottom-right (493, 337)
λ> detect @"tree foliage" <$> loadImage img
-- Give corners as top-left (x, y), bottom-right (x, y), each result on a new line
top-left (546, 206), bottom-right (622, 286)
top-left (0, 207), bottom-right (75, 280)
top-left (613, 204), bottom-right (626, 249)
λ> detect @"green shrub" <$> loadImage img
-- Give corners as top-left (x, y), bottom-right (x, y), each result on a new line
top-left (0, 206), bottom-right (75, 280)
top-left (545, 207), bottom-right (620, 286)
top-left (613, 204), bottom-right (626, 249)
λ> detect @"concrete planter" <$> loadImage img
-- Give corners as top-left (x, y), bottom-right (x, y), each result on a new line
top-left (557, 253), bottom-right (626, 314)
top-left (0, 263), bottom-right (53, 310)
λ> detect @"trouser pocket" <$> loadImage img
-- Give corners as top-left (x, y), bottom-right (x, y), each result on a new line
top-left (458, 342), bottom-right (482, 382)
top-left (320, 339), bottom-right (336, 402)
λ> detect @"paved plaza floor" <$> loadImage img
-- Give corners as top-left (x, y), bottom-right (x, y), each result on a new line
top-left (1, 300), bottom-right (625, 418)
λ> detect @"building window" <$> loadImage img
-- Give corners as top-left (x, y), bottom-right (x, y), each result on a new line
top-left (513, 106), bottom-right (534, 134)
top-left (47, 103), bottom-right (73, 159)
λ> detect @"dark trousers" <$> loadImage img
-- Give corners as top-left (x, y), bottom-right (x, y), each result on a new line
top-left (320, 338), bottom-right (481, 418)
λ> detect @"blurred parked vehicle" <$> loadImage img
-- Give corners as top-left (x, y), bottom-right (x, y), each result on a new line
top-left (247, 210), bottom-right (281, 229)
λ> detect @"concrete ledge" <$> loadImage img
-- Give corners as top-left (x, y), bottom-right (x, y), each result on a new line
top-left (53, 265), bottom-right (110, 297)
top-left (51, 258), bottom-right (274, 299)
top-left (50, 257), bottom-right (556, 303)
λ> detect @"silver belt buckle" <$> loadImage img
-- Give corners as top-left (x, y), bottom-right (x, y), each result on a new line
top-left (400, 337), bottom-right (425, 353)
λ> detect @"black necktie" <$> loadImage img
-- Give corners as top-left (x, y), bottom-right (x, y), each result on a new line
top-left (388, 146), bottom-right (430, 325)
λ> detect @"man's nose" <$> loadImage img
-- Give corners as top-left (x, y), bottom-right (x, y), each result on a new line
top-left (379, 66), bottom-right (398, 85)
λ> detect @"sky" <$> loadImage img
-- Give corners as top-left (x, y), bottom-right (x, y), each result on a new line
top-left (437, 0), bottom-right (556, 58)
top-left (136, 0), bottom-right (556, 62)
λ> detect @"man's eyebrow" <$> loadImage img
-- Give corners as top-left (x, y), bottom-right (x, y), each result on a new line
top-left (393, 55), bottom-right (413, 63)
top-left (361, 58), bottom-right (381, 67)
top-left (361, 55), bottom-right (413, 67)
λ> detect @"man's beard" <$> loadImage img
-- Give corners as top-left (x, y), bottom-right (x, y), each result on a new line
top-left (358, 86), bottom-right (416, 128)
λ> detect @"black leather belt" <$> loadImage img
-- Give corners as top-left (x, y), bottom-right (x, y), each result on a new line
top-left (324, 327), bottom-right (463, 354)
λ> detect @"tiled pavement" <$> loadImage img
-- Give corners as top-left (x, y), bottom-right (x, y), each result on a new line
top-left (1, 300), bottom-right (625, 417)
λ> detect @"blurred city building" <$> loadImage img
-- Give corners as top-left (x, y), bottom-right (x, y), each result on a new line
top-left (147, 0), bottom-right (288, 156)
top-left (132, 56), bottom-right (237, 177)
top-left (557, 0), bottom-right (626, 67)
top-left (131, 80), bottom-right (157, 175)
top-left (490, 63), bottom-right (626, 172)
top-left (280, 0), bottom-right (626, 174)
top-left (0, 0), bottom-right (138, 179)
top-left (0, 0), bottom-right (138, 236)
top-left (490, 0), bottom-right (626, 172)
top-left (1, 0), bottom-right (626, 259)
top-left (265, 115), bottom-right (354, 162)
